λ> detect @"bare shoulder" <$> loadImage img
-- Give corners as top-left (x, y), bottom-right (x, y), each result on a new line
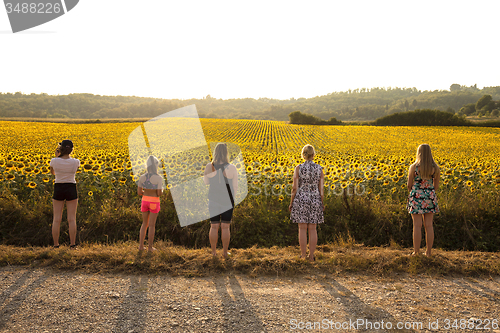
top-left (226, 164), bottom-right (238, 177)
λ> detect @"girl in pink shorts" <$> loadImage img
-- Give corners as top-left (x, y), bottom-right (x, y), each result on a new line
top-left (137, 156), bottom-right (164, 252)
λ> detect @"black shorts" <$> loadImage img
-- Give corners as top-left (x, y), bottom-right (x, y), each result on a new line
top-left (209, 201), bottom-right (233, 223)
top-left (53, 183), bottom-right (78, 201)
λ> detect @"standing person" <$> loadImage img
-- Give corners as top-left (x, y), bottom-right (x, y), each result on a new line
top-left (289, 144), bottom-right (325, 261)
top-left (137, 155), bottom-right (164, 252)
top-left (407, 144), bottom-right (440, 257)
top-left (50, 140), bottom-right (79, 249)
top-left (204, 143), bottom-right (238, 259)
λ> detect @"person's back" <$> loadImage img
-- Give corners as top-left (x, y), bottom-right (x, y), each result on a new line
top-left (50, 157), bottom-right (79, 183)
top-left (297, 160), bottom-right (321, 193)
top-left (412, 164), bottom-right (435, 190)
top-left (208, 162), bottom-right (234, 205)
top-left (139, 172), bottom-right (163, 197)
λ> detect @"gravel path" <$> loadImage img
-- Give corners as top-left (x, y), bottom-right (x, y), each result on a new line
top-left (0, 266), bottom-right (499, 332)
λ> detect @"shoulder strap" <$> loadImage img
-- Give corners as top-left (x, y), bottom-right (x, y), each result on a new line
top-left (223, 164), bottom-right (234, 208)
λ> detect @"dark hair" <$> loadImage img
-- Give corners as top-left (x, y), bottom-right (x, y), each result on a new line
top-left (58, 140), bottom-right (74, 157)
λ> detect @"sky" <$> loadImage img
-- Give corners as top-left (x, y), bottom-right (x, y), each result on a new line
top-left (1, 0), bottom-right (499, 100)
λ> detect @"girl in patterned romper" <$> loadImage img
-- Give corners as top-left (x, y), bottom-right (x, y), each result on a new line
top-left (289, 144), bottom-right (325, 261)
top-left (407, 144), bottom-right (441, 257)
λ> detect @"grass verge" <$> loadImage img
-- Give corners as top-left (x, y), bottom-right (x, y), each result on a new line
top-left (1, 242), bottom-right (499, 277)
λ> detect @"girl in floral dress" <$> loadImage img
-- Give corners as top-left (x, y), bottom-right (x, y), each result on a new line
top-left (289, 144), bottom-right (325, 261)
top-left (407, 144), bottom-right (440, 257)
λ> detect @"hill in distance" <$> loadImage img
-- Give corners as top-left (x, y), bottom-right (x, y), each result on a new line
top-left (1, 84), bottom-right (499, 122)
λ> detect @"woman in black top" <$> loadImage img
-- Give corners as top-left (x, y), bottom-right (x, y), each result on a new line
top-left (203, 143), bottom-right (238, 259)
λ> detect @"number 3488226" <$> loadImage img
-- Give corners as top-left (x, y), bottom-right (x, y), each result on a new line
top-left (5, 3), bottom-right (62, 14)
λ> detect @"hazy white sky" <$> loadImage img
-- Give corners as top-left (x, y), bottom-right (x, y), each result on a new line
top-left (1, 0), bottom-right (499, 100)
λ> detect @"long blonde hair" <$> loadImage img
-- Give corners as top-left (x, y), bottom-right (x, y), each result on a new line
top-left (301, 144), bottom-right (315, 160)
top-left (213, 143), bottom-right (229, 164)
top-left (146, 155), bottom-right (159, 174)
top-left (415, 144), bottom-right (438, 179)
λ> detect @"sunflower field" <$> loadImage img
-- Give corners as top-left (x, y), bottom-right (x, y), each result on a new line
top-left (0, 120), bottom-right (499, 250)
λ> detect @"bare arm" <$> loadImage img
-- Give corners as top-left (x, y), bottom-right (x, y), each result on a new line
top-left (319, 168), bottom-right (325, 210)
top-left (231, 165), bottom-right (238, 198)
top-left (289, 165), bottom-right (300, 212)
top-left (203, 163), bottom-right (215, 185)
top-left (50, 166), bottom-right (55, 176)
top-left (433, 166), bottom-right (441, 191)
top-left (137, 185), bottom-right (144, 196)
top-left (407, 164), bottom-right (415, 192)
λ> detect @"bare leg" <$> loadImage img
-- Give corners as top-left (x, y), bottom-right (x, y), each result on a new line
top-left (221, 222), bottom-right (231, 258)
top-left (411, 214), bottom-right (423, 255)
top-left (66, 199), bottom-right (78, 246)
top-left (139, 211), bottom-right (149, 251)
top-left (423, 213), bottom-right (434, 257)
top-left (209, 223), bottom-right (220, 256)
top-left (52, 199), bottom-right (65, 247)
top-left (307, 223), bottom-right (317, 261)
top-left (147, 212), bottom-right (158, 251)
top-left (298, 223), bottom-right (308, 258)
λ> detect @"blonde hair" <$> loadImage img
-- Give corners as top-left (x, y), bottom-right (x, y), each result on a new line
top-left (301, 144), bottom-right (315, 160)
top-left (213, 143), bottom-right (229, 164)
top-left (146, 155), bottom-right (159, 174)
top-left (415, 144), bottom-right (438, 179)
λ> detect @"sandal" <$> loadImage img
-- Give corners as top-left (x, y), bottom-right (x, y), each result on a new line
top-left (53, 245), bottom-right (60, 248)
top-left (69, 244), bottom-right (77, 250)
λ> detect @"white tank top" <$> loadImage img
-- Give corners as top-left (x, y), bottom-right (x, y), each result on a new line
top-left (50, 158), bottom-right (80, 183)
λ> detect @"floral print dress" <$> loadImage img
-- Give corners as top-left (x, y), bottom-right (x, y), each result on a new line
top-left (407, 165), bottom-right (439, 214)
top-left (290, 160), bottom-right (324, 224)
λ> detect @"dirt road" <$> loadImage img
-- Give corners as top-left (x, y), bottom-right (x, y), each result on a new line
top-left (0, 266), bottom-right (499, 332)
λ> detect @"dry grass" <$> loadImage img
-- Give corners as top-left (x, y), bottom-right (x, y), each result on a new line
top-left (1, 242), bottom-right (499, 277)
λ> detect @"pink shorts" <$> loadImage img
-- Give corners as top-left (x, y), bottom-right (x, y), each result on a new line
top-left (141, 196), bottom-right (160, 214)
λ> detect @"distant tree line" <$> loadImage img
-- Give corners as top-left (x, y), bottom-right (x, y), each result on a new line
top-left (1, 84), bottom-right (499, 121)
top-left (289, 109), bottom-right (500, 127)
top-left (372, 109), bottom-right (471, 126)
top-left (458, 94), bottom-right (500, 117)
top-left (288, 111), bottom-right (342, 125)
